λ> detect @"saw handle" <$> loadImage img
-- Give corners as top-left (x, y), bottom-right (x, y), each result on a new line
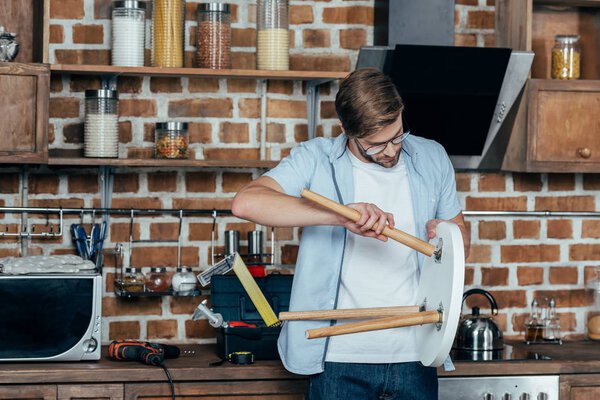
top-left (301, 189), bottom-right (436, 257)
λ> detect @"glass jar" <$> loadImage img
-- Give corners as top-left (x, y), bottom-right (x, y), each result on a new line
top-left (196, 3), bottom-right (231, 69)
top-left (155, 122), bottom-right (188, 159)
top-left (84, 89), bottom-right (119, 158)
top-left (145, 267), bottom-right (171, 292)
top-left (587, 269), bottom-right (600, 341)
top-left (551, 35), bottom-right (581, 80)
top-left (172, 267), bottom-right (197, 295)
top-left (123, 267), bottom-right (145, 292)
top-left (111, 0), bottom-right (146, 67)
top-left (256, 0), bottom-right (289, 71)
top-left (152, 0), bottom-right (186, 67)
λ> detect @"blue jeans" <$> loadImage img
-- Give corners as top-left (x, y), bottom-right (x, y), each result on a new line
top-left (306, 361), bottom-right (438, 400)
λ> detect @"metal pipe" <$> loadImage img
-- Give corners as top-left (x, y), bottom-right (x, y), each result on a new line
top-left (0, 206), bottom-right (231, 216)
top-left (463, 211), bottom-right (600, 217)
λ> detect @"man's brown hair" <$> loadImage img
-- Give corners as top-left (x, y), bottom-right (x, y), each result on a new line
top-left (335, 68), bottom-right (404, 139)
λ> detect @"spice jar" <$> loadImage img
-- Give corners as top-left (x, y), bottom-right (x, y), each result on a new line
top-left (123, 267), bottom-right (145, 292)
top-left (145, 267), bottom-right (171, 292)
top-left (111, 0), bottom-right (146, 67)
top-left (196, 3), bottom-right (231, 69)
top-left (257, 0), bottom-right (289, 70)
top-left (84, 89), bottom-right (119, 158)
top-left (152, 0), bottom-right (186, 67)
top-left (155, 122), bottom-right (188, 159)
top-left (172, 267), bottom-right (197, 295)
top-left (551, 35), bottom-right (581, 80)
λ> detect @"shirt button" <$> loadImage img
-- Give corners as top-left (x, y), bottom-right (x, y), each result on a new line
top-left (330, 299), bottom-right (335, 305)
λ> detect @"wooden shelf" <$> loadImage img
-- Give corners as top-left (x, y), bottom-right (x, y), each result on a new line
top-left (47, 157), bottom-right (279, 168)
top-left (50, 64), bottom-right (348, 83)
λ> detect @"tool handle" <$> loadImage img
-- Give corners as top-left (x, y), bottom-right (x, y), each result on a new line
top-left (305, 310), bottom-right (441, 339)
top-left (280, 305), bottom-right (420, 321)
top-left (301, 189), bottom-right (435, 257)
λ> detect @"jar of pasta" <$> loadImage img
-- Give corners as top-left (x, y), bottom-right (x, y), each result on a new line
top-left (155, 122), bottom-right (188, 159)
top-left (152, 0), bottom-right (186, 67)
top-left (257, 0), bottom-right (289, 70)
top-left (551, 35), bottom-right (581, 80)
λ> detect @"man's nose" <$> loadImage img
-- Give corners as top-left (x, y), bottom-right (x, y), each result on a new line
top-left (382, 141), bottom-right (397, 157)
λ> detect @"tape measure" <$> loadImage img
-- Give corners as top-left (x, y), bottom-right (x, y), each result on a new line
top-left (227, 351), bottom-right (255, 365)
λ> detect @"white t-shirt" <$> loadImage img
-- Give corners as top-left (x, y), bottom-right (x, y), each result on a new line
top-left (325, 151), bottom-right (419, 363)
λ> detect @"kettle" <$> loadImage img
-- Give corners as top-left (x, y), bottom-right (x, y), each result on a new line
top-left (0, 26), bottom-right (20, 62)
top-left (453, 288), bottom-right (504, 351)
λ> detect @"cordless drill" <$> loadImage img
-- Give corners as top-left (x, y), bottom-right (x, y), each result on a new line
top-left (108, 340), bottom-right (180, 366)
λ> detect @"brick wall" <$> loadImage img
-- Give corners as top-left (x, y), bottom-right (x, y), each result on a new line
top-left (1, 0), bottom-right (599, 344)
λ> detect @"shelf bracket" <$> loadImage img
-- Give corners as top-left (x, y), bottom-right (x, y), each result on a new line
top-left (306, 81), bottom-right (321, 140)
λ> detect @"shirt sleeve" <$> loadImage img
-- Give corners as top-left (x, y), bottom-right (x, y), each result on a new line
top-left (263, 141), bottom-right (318, 197)
top-left (435, 147), bottom-right (462, 220)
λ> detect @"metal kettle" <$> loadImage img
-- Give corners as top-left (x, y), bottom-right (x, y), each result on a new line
top-left (453, 288), bottom-right (504, 351)
top-left (0, 26), bottom-right (20, 62)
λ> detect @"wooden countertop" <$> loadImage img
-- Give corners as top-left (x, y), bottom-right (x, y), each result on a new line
top-left (1, 341), bottom-right (600, 384)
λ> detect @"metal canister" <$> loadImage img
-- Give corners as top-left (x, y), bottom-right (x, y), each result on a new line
top-left (247, 230), bottom-right (263, 255)
top-left (224, 230), bottom-right (240, 256)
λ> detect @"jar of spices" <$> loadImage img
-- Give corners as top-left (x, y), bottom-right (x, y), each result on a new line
top-left (123, 267), bottom-right (145, 292)
top-left (145, 267), bottom-right (171, 292)
top-left (551, 35), bottom-right (581, 80)
top-left (152, 0), bottom-right (186, 67)
top-left (257, 0), bottom-right (289, 70)
top-left (196, 3), bottom-right (231, 69)
top-left (155, 122), bottom-right (188, 159)
top-left (171, 267), bottom-right (197, 295)
top-left (111, 0), bottom-right (146, 67)
top-left (84, 89), bottom-right (119, 158)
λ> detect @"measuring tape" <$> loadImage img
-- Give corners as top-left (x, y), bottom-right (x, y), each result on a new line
top-left (227, 351), bottom-right (255, 365)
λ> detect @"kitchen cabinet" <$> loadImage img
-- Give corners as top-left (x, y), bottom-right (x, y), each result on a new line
top-left (0, 385), bottom-right (56, 399)
top-left (497, 0), bottom-right (600, 172)
top-left (124, 381), bottom-right (305, 399)
top-left (560, 374), bottom-right (600, 399)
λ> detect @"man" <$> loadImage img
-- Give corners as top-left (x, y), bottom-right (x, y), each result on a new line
top-left (232, 68), bottom-right (470, 399)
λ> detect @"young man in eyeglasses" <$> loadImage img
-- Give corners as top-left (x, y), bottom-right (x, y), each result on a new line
top-left (232, 68), bottom-right (469, 400)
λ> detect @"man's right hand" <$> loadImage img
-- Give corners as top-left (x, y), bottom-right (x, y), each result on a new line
top-left (342, 203), bottom-right (395, 242)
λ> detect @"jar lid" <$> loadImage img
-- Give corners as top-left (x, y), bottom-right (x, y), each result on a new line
top-left (150, 267), bottom-right (167, 273)
top-left (198, 3), bottom-right (230, 13)
top-left (555, 35), bottom-right (580, 43)
top-left (177, 266), bottom-right (192, 272)
top-left (113, 0), bottom-right (147, 10)
top-left (155, 122), bottom-right (188, 131)
top-left (85, 89), bottom-right (119, 99)
top-left (125, 267), bottom-right (140, 273)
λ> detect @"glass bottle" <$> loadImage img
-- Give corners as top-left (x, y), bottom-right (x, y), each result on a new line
top-left (145, 267), bottom-right (171, 292)
top-left (123, 267), bottom-right (145, 292)
top-left (84, 89), bottom-right (119, 158)
top-left (155, 122), bottom-right (189, 159)
top-left (551, 35), bottom-right (581, 80)
top-left (172, 267), bottom-right (197, 295)
top-left (152, 0), bottom-right (186, 67)
top-left (196, 3), bottom-right (231, 69)
top-left (111, 0), bottom-right (146, 67)
top-left (544, 297), bottom-right (561, 342)
top-left (525, 298), bottom-right (544, 342)
top-left (257, 0), bottom-right (289, 70)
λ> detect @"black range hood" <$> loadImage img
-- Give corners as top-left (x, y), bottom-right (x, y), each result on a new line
top-left (356, 45), bottom-right (533, 170)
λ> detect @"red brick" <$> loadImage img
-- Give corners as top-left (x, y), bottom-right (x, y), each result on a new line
top-left (131, 246), bottom-right (198, 268)
top-left (28, 175), bottom-right (60, 194)
top-left (113, 173), bottom-right (139, 193)
top-left (320, 101), bottom-right (337, 119)
top-left (185, 319), bottom-right (215, 338)
top-left (231, 51), bottom-right (256, 69)
top-left (49, 97), bottom-right (80, 118)
top-left (267, 123), bottom-right (286, 143)
top-left (513, 173), bottom-right (542, 191)
top-left (117, 76), bottom-right (143, 94)
top-left (68, 75), bottom-right (101, 92)
top-left (569, 244), bottom-right (600, 261)
top-left (484, 34), bottom-right (495, 47)
top-left (232, 28), bottom-right (256, 47)
top-left (478, 173), bottom-right (506, 191)
top-left (517, 267), bottom-right (544, 286)
top-left (582, 220), bottom-right (600, 238)
top-left (290, 54), bottom-right (351, 72)
top-left (466, 245), bottom-right (491, 263)
top-left (103, 297), bottom-right (162, 317)
top-left (110, 198), bottom-right (164, 209)
top-left (481, 267), bottom-right (509, 286)
top-left (303, 29), bottom-right (330, 48)
top-left (455, 173), bottom-right (471, 192)
top-left (188, 78), bottom-right (219, 93)
top-left (501, 245), bottom-right (560, 263)
top-left (455, 34), bottom-right (477, 47)
top-left (120, 99), bottom-right (157, 117)
top-left (513, 220), bottom-right (540, 239)
top-left (185, 172), bottom-right (217, 192)
top-left (147, 172), bottom-right (178, 192)
top-left (189, 123), bottom-right (212, 144)
top-left (222, 172), bottom-right (253, 193)
top-left (219, 122), bottom-right (249, 143)
top-left (203, 148), bottom-right (260, 161)
top-left (50, 0), bottom-right (84, 19)
top-left (267, 99), bottom-right (307, 118)
top-left (49, 25), bottom-right (64, 44)
top-left (189, 223), bottom-right (214, 241)
top-left (267, 80), bottom-right (294, 95)
top-left (238, 98), bottom-right (261, 118)
top-left (467, 10), bottom-right (495, 29)
top-left (584, 266), bottom-right (600, 284)
top-left (0, 174), bottom-right (19, 194)
top-left (147, 320), bottom-right (177, 339)
top-left (533, 289), bottom-right (594, 308)
top-left (478, 221), bottom-right (506, 240)
top-left (466, 290), bottom-right (527, 309)
top-left (583, 174), bottom-right (600, 190)
top-left (72, 24), bottom-right (104, 44)
top-left (548, 174), bottom-right (575, 191)
top-left (171, 296), bottom-right (206, 315)
top-left (150, 77), bottom-right (183, 93)
top-left (54, 49), bottom-right (110, 65)
top-left (109, 321), bottom-right (140, 340)
top-left (465, 196), bottom-right (528, 211)
top-left (169, 99), bottom-right (233, 118)
top-left (549, 267), bottom-right (578, 285)
top-left (322, 7), bottom-right (373, 25)
top-left (464, 267), bottom-right (475, 286)
top-left (340, 29), bottom-right (367, 49)
top-left (68, 174), bottom-right (99, 193)
top-left (281, 244), bottom-right (299, 264)
top-left (173, 197), bottom-right (232, 210)
top-left (228, 79), bottom-right (258, 93)
top-left (294, 124), bottom-right (309, 142)
top-left (535, 196), bottom-right (595, 212)
top-left (456, 0), bottom-right (479, 5)
top-left (547, 219), bottom-right (573, 239)
top-left (290, 5), bottom-right (314, 24)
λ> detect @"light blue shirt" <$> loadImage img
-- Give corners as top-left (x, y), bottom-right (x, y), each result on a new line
top-left (264, 133), bottom-right (462, 375)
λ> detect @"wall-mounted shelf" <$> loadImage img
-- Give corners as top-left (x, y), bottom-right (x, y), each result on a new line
top-left (47, 156), bottom-right (279, 169)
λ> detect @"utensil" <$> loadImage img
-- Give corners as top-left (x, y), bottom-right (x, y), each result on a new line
top-left (453, 288), bottom-right (504, 351)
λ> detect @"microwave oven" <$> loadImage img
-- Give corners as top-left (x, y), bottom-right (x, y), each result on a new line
top-left (0, 273), bottom-right (102, 361)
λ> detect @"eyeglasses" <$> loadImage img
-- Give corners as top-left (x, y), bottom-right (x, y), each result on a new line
top-left (355, 130), bottom-right (410, 156)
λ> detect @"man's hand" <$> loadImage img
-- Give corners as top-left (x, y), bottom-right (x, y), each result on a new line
top-left (342, 202), bottom-right (395, 242)
top-left (425, 219), bottom-right (444, 240)
top-left (426, 214), bottom-right (470, 260)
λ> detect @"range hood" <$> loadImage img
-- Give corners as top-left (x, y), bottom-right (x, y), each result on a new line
top-left (356, 45), bottom-right (533, 170)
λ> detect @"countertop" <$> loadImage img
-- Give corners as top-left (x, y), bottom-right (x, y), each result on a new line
top-left (1, 341), bottom-right (600, 384)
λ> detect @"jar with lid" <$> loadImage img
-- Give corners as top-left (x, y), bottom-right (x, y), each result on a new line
top-left (111, 0), bottom-right (146, 67)
top-left (155, 122), bottom-right (188, 159)
top-left (145, 267), bottom-right (171, 292)
top-left (152, 0), bottom-right (186, 67)
top-left (171, 267), bottom-right (197, 295)
top-left (123, 267), bottom-right (145, 292)
top-left (257, 0), bottom-right (289, 70)
top-left (551, 35), bottom-right (581, 80)
top-left (196, 3), bottom-right (231, 69)
top-left (84, 89), bottom-right (119, 158)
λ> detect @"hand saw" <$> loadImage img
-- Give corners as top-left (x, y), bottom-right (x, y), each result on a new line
top-left (197, 253), bottom-right (281, 327)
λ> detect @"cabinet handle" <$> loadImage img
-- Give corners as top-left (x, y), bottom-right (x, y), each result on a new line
top-left (578, 147), bottom-right (591, 159)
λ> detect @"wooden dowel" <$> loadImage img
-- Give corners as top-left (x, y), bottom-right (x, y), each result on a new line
top-left (301, 189), bottom-right (436, 257)
top-left (280, 305), bottom-right (421, 321)
top-left (305, 310), bottom-right (441, 339)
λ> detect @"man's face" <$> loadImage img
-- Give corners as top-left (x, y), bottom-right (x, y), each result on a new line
top-left (352, 114), bottom-right (405, 168)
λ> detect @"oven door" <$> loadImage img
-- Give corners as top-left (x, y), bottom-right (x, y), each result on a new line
top-left (439, 375), bottom-right (559, 400)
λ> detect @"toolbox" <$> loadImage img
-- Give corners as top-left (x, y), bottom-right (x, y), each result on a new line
top-left (210, 274), bottom-right (293, 360)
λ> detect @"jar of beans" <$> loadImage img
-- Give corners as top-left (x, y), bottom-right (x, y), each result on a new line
top-left (551, 35), bottom-right (581, 80)
top-left (196, 3), bottom-right (231, 69)
top-left (155, 122), bottom-right (189, 159)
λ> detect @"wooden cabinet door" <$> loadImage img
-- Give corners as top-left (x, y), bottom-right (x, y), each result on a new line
top-left (561, 374), bottom-right (600, 399)
top-left (0, 62), bottom-right (49, 163)
top-left (57, 384), bottom-right (124, 400)
top-left (125, 380), bottom-right (307, 399)
top-left (527, 79), bottom-right (600, 172)
top-left (0, 384), bottom-right (56, 399)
